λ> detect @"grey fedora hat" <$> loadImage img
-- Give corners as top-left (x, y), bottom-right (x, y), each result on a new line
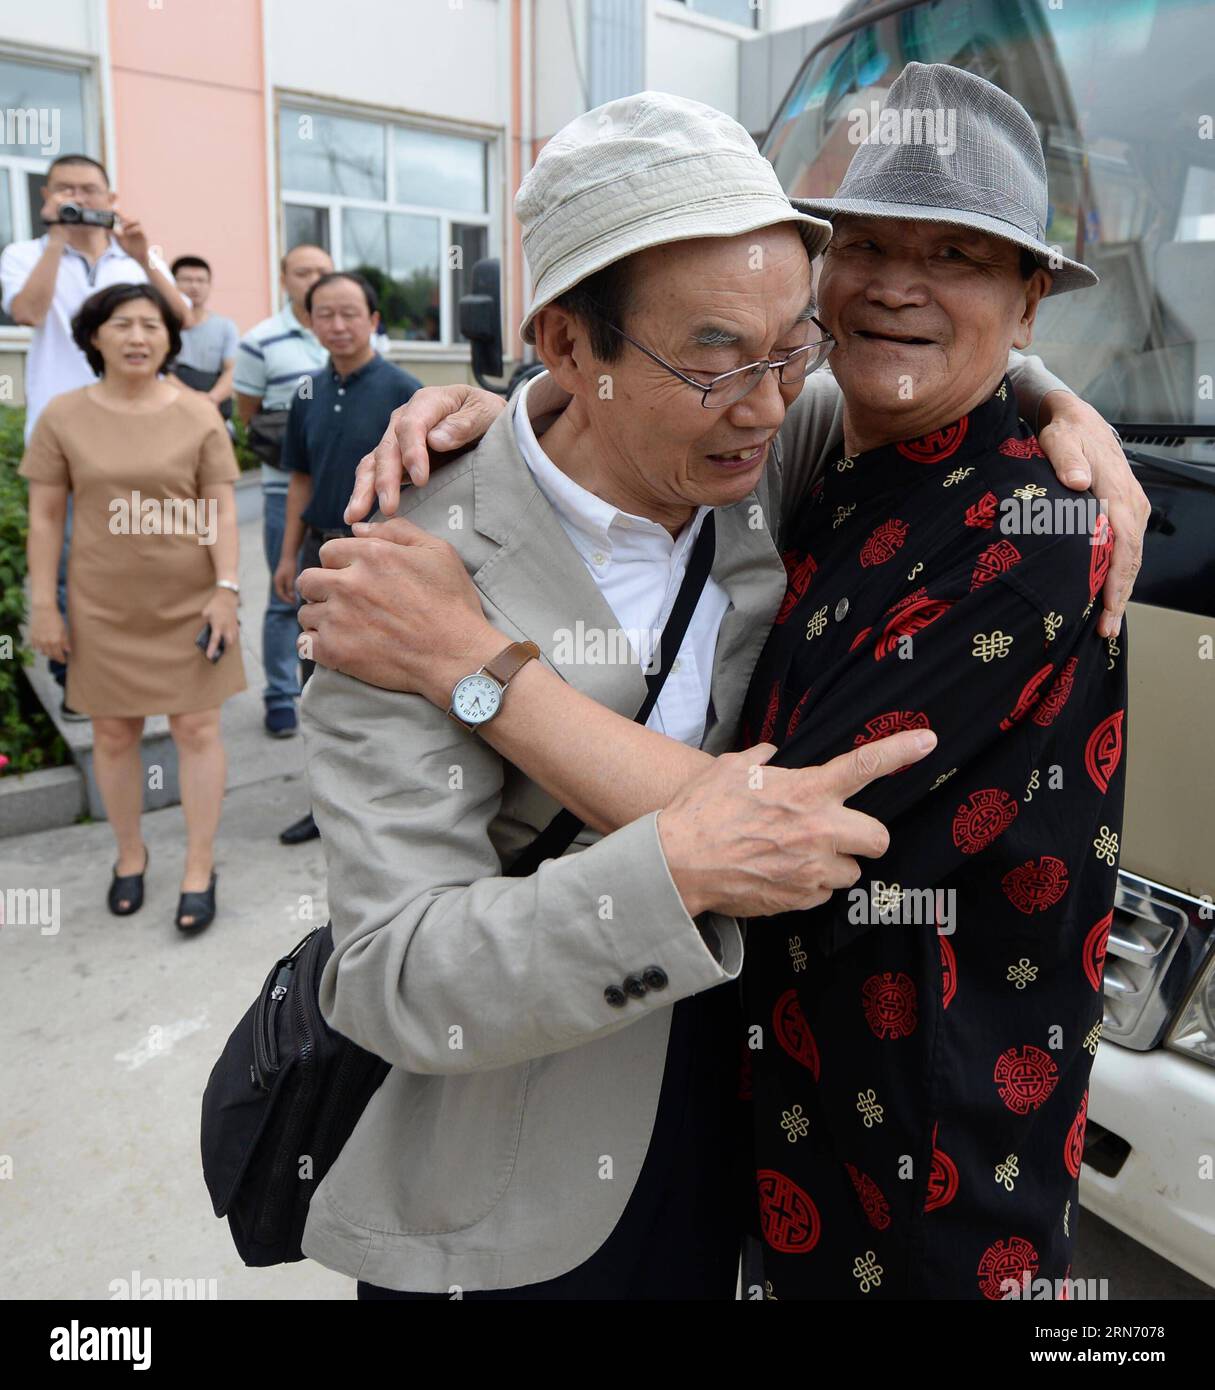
top-left (795, 62), bottom-right (1098, 296)
top-left (516, 91), bottom-right (834, 343)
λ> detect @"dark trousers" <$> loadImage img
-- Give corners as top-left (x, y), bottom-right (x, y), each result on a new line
top-left (358, 982), bottom-right (747, 1301)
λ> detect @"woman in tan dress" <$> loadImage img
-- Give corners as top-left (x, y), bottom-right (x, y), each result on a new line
top-left (22, 282), bottom-right (246, 931)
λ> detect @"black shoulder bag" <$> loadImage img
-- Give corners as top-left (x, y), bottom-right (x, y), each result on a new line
top-left (200, 513), bottom-right (716, 1266)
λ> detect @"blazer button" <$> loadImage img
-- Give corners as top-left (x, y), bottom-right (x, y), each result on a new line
top-left (622, 974), bottom-right (648, 999)
top-left (604, 984), bottom-right (628, 1008)
top-left (641, 966), bottom-right (669, 991)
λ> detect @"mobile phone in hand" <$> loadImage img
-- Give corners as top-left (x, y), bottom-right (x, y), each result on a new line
top-left (195, 623), bottom-right (226, 663)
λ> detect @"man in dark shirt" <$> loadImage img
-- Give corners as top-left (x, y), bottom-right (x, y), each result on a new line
top-left (275, 271), bottom-right (421, 841)
top-left (741, 64), bottom-right (1125, 1299)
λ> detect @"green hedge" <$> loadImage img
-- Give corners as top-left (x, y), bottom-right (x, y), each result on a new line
top-left (0, 405), bottom-right (69, 775)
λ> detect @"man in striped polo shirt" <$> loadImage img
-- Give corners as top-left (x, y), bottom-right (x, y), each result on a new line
top-left (234, 244), bottom-right (332, 743)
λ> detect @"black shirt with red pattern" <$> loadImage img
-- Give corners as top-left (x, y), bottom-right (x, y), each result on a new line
top-left (740, 376), bottom-right (1127, 1300)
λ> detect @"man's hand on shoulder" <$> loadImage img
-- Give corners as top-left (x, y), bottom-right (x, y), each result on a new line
top-left (344, 384), bottom-right (507, 522)
top-left (1036, 389), bottom-right (1149, 637)
top-left (296, 515), bottom-right (502, 703)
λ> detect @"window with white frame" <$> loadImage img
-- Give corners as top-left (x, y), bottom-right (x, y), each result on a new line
top-left (0, 54), bottom-right (93, 326)
top-left (671, 0), bottom-right (760, 28)
top-left (279, 103), bottom-right (494, 345)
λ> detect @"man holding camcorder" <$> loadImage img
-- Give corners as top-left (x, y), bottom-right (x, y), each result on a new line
top-left (0, 153), bottom-right (194, 442)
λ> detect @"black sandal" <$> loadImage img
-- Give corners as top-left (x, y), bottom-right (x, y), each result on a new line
top-left (176, 870), bottom-right (217, 933)
top-left (107, 844), bottom-right (149, 916)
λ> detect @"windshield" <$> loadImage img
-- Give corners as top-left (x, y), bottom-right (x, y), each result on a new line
top-left (764, 0), bottom-right (1215, 445)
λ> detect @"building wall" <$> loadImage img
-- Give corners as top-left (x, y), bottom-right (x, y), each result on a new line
top-left (0, 0), bottom-right (97, 57)
top-left (266, 0), bottom-right (504, 129)
top-left (107, 0), bottom-right (270, 334)
top-left (648, 1), bottom-right (741, 116)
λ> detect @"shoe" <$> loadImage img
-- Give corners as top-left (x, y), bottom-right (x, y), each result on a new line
top-left (61, 698), bottom-right (88, 722)
top-left (279, 811), bottom-right (319, 844)
top-left (265, 706), bottom-right (298, 738)
top-left (108, 844), bottom-right (150, 916)
top-left (176, 869), bottom-right (217, 933)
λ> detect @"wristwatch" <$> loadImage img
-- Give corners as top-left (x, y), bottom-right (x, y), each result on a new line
top-left (448, 640), bottom-right (540, 730)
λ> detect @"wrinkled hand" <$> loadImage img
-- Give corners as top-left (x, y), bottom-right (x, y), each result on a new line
top-left (29, 605), bottom-right (70, 664)
top-left (657, 732), bottom-right (937, 919)
top-left (297, 516), bottom-right (494, 697)
top-left (200, 589), bottom-right (239, 660)
top-left (1038, 391), bottom-right (1149, 637)
top-left (344, 384), bottom-right (507, 522)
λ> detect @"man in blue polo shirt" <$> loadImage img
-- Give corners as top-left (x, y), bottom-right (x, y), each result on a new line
top-left (234, 244), bottom-right (332, 741)
top-left (273, 270), bottom-right (422, 843)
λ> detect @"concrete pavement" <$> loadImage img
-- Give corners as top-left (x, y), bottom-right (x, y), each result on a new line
top-left (0, 495), bottom-right (350, 1299)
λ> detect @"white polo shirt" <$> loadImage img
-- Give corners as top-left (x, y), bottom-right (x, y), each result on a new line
top-left (0, 235), bottom-right (178, 441)
top-left (513, 373), bottom-right (730, 750)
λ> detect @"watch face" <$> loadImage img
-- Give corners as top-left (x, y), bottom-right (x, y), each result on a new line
top-left (452, 673), bottom-right (502, 725)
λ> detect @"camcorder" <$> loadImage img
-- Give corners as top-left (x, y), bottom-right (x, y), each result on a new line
top-left (51, 201), bottom-right (116, 228)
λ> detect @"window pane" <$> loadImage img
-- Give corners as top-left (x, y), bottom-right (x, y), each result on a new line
top-left (0, 60), bottom-right (86, 156)
top-left (342, 208), bottom-right (440, 341)
top-left (394, 129), bottom-right (486, 213)
top-left (451, 223), bottom-right (488, 343)
top-left (691, 0), bottom-right (758, 28)
top-left (284, 203), bottom-right (330, 254)
top-left (280, 106), bottom-right (385, 199)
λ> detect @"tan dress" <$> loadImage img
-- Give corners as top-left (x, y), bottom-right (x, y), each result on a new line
top-left (19, 386), bottom-right (247, 717)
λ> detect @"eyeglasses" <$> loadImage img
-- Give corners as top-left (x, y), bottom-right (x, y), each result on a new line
top-left (600, 315), bottom-right (835, 408)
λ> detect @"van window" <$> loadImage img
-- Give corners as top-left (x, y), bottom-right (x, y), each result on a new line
top-left (765, 0), bottom-right (1215, 437)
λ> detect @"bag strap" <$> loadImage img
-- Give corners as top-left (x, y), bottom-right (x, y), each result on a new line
top-left (505, 510), bottom-right (717, 879)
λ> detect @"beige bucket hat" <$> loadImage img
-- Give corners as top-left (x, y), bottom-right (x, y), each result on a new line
top-left (516, 91), bottom-right (834, 344)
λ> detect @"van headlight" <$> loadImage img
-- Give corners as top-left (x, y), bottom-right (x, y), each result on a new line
top-left (1166, 951), bottom-right (1215, 1066)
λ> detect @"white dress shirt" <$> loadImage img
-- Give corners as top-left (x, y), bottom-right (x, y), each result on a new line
top-left (513, 373), bottom-right (729, 749)
top-left (0, 235), bottom-right (180, 441)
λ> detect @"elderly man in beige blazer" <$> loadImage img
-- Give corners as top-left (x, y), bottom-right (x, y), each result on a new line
top-left (298, 93), bottom-right (1113, 1300)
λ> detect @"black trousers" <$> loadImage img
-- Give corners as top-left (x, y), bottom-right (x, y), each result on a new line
top-left (358, 982), bottom-right (747, 1301)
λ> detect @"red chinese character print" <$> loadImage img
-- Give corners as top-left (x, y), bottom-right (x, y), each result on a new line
top-left (994, 1045), bottom-right (1059, 1115)
top-left (756, 1169), bottom-right (822, 1253)
top-left (1032, 657), bottom-right (1078, 727)
top-left (970, 539), bottom-right (1022, 590)
top-left (1083, 910), bottom-right (1113, 992)
top-left (862, 971), bottom-right (918, 1040)
top-left (978, 1236), bottom-right (1039, 1300)
top-left (773, 988), bottom-right (820, 1079)
top-left (896, 415), bottom-right (969, 463)
top-left (776, 550), bottom-right (818, 625)
top-left (952, 787), bottom-right (1019, 854)
top-left (1084, 709), bottom-right (1125, 793)
top-left (1000, 662), bottom-right (1055, 730)
top-left (845, 1162), bottom-right (892, 1231)
top-left (997, 435), bottom-right (1045, 459)
top-left (964, 491), bottom-right (999, 528)
top-left (859, 518), bottom-right (909, 568)
top-left (1002, 856), bottom-right (1069, 914)
top-left (1064, 1091), bottom-right (1088, 1179)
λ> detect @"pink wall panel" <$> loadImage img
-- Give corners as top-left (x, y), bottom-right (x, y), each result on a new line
top-left (107, 0), bottom-right (270, 331)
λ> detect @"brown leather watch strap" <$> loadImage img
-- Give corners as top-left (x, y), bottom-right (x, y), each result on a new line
top-left (481, 640), bottom-right (540, 688)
